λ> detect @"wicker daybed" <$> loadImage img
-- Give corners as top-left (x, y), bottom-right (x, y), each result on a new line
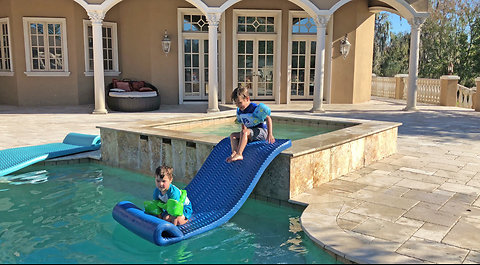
top-left (106, 81), bottom-right (161, 112)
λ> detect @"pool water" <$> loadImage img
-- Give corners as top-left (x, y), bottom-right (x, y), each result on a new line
top-left (0, 163), bottom-right (340, 264)
top-left (186, 123), bottom-right (336, 141)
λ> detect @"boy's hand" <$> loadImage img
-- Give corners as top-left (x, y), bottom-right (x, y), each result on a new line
top-left (267, 133), bottom-right (275, 144)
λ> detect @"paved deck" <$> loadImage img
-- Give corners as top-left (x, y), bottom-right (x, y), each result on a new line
top-left (1, 98), bottom-right (480, 264)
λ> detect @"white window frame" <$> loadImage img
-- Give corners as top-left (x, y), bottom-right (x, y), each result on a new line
top-left (232, 9), bottom-right (282, 104)
top-left (287, 11), bottom-right (317, 102)
top-left (82, 20), bottom-right (120, 77)
top-left (23, 17), bottom-right (70, 77)
top-left (0, 18), bottom-right (14, 76)
top-left (177, 8), bottom-right (225, 104)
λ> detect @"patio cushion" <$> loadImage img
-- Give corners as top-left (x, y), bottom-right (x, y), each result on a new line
top-left (109, 91), bottom-right (157, 98)
top-left (116, 81), bottom-right (131, 92)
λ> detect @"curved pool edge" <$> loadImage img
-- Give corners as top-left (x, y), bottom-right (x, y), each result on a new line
top-left (298, 202), bottom-right (428, 264)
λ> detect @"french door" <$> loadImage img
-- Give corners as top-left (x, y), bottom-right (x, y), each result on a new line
top-left (290, 37), bottom-right (316, 99)
top-left (237, 36), bottom-right (276, 99)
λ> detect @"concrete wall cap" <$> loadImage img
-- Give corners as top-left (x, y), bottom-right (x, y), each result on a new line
top-left (395, 74), bottom-right (409, 78)
top-left (440, 75), bottom-right (460, 80)
top-left (475, 77), bottom-right (480, 82)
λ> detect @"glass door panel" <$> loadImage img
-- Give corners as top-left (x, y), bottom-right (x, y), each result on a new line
top-left (237, 40), bottom-right (254, 97)
top-left (184, 39), bottom-right (200, 98)
top-left (290, 39), bottom-right (315, 99)
top-left (257, 40), bottom-right (274, 97)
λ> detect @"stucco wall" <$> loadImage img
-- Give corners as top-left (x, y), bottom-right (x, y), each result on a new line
top-left (331, 0), bottom-right (374, 104)
top-left (0, 0), bottom-right (18, 105)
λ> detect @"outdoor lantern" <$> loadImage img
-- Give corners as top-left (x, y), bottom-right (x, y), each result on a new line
top-left (162, 30), bottom-right (171, 55)
top-left (448, 62), bottom-right (454, 75)
top-left (340, 34), bottom-right (351, 59)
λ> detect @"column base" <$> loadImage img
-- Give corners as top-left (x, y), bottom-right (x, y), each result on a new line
top-left (92, 109), bottom-right (108, 114)
top-left (310, 108), bottom-right (325, 113)
top-left (402, 106), bottom-right (418, 112)
top-left (207, 108), bottom-right (220, 113)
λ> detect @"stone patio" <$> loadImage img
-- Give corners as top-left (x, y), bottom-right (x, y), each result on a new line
top-left (1, 97), bottom-right (480, 264)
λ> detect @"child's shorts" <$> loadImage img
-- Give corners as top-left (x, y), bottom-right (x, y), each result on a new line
top-left (249, 127), bottom-right (268, 142)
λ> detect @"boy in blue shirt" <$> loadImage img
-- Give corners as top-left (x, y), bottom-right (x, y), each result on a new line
top-left (226, 87), bottom-right (275, 163)
top-left (152, 166), bottom-right (192, 226)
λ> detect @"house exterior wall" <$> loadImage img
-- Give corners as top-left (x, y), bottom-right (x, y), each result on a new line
top-left (331, 0), bottom-right (374, 103)
top-left (0, 0), bottom-right (18, 105)
top-left (0, 0), bottom-right (425, 107)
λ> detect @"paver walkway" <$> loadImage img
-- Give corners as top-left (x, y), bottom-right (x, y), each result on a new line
top-left (1, 98), bottom-right (480, 263)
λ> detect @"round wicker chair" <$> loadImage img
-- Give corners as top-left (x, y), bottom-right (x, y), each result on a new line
top-left (106, 82), bottom-right (161, 112)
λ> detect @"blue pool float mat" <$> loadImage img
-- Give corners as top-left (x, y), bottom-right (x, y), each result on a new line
top-left (113, 137), bottom-right (292, 246)
top-left (0, 133), bottom-right (101, 176)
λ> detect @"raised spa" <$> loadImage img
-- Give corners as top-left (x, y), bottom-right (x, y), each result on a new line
top-left (98, 113), bottom-right (400, 202)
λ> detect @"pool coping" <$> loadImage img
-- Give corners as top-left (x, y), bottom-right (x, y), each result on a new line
top-left (97, 111), bottom-right (401, 159)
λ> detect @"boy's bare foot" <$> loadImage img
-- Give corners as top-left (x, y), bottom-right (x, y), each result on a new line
top-left (229, 153), bottom-right (244, 162)
top-left (226, 151), bottom-right (237, 162)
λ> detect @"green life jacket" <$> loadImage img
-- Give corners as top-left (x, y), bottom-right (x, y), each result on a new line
top-left (144, 190), bottom-right (187, 217)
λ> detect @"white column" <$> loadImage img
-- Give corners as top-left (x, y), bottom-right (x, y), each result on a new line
top-left (311, 15), bottom-right (329, 113)
top-left (88, 10), bottom-right (108, 114)
top-left (206, 13), bottom-right (221, 113)
top-left (325, 15), bottom-right (334, 104)
top-left (405, 17), bottom-right (426, 111)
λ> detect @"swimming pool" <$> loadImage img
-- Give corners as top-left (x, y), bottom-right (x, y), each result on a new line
top-left (0, 163), bottom-right (340, 264)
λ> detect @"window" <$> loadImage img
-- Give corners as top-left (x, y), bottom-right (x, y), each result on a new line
top-left (83, 20), bottom-right (119, 76)
top-left (292, 17), bottom-right (317, 34)
top-left (237, 16), bottom-right (275, 33)
top-left (23, 17), bottom-right (69, 76)
top-left (0, 18), bottom-right (13, 75)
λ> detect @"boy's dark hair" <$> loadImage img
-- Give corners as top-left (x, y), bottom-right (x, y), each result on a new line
top-left (231, 87), bottom-right (249, 102)
top-left (155, 166), bottom-right (173, 180)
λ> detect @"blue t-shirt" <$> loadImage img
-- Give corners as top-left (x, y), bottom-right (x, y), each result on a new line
top-left (236, 103), bottom-right (270, 129)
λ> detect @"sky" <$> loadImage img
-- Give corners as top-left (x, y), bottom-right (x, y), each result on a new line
top-left (386, 12), bottom-right (411, 34)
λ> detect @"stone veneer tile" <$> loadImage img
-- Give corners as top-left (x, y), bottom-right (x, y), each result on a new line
top-left (171, 139), bottom-right (186, 183)
top-left (255, 154), bottom-right (290, 201)
top-left (162, 141), bottom-right (172, 168)
top-left (397, 237), bottom-right (469, 264)
top-left (100, 129), bottom-right (118, 167)
top-left (312, 149), bottom-right (331, 187)
top-left (443, 217), bottom-right (480, 252)
top-left (139, 135), bottom-right (151, 175)
top-left (364, 133), bottom-right (380, 165)
top-left (331, 142), bottom-right (352, 180)
top-left (290, 154), bottom-right (314, 197)
top-left (184, 145), bottom-right (196, 183)
top-left (150, 136), bottom-right (163, 173)
top-left (117, 131), bottom-right (139, 170)
top-left (350, 138), bottom-right (365, 171)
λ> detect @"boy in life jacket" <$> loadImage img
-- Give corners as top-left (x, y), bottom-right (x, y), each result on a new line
top-left (145, 166), bottom-right (193, 226)
top-left (226, 87), bottom-right (275, 163)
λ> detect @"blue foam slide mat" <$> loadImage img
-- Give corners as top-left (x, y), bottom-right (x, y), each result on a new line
top-left (113, 138), bottom-right (292, 246)
top-left (0, 133), bottom-right (101, 177)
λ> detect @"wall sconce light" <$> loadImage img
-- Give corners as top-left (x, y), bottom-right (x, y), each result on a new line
top-left (340, 34), bottom-right (351, 59)
top-left (162, 30), bottom-right (171, 55)
top-left (447, 62), bottom-right (454, 75)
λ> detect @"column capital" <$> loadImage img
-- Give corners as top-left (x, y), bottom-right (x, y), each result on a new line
top-left (206, 13), bottom-right (222, 27)
top-left (87, 10), bottom-right (106, 24)
top-left (408, 16), bottom-right (427, 30)
top-left (313, 14), bottom-right (330, 29)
